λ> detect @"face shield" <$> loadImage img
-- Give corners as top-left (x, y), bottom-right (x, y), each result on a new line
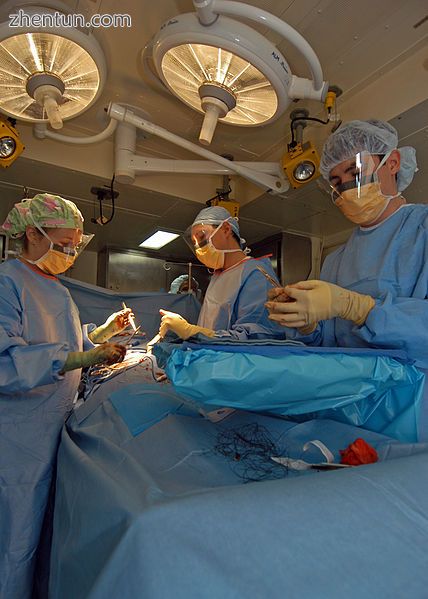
top-left (53, 233), bottom-right (94, 258)
top-left (318, 151), bottom-right (400, 225)
top-left (184, 221), bottom-right (219, 254)
top-left (318, 152), bottom-right (382, 201)
top-left (27, 228), bottom-right (94, 274)
top-left (184, 218), bottom-right (243, 270)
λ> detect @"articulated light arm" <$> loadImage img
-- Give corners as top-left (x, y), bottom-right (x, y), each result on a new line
top-left (193, 0), bottom-right (327, 100)
top-left (126, 157), bottom-right (283, 176)
top-left (32, 103), bottom-right (289, 193)
top-left (34, 119), bottom-right (118, 143)
top-left (107, 103), bottom-right (289, 193)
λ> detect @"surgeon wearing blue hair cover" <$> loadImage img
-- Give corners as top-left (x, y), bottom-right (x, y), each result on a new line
top-left (160, 206), bottom-right (283, 340)
top-left (169, 274), bottom-right (199, 295)
top-left (266, 119), bottom-right (428, 440)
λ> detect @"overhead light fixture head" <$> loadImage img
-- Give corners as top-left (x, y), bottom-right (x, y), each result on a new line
top-left (0, 116), bottom-right (24, 167)
top-left (0, 4), bottom-right (106, 129)
top-left (282, 141), bottom-right (320, 189)
top-left (144, 2), bottom-right (328, 145)
top-left (148, 13), bottom-right (292, 144)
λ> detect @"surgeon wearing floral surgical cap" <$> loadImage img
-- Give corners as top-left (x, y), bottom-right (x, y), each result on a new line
top-left (0, 193), bottom-right (134, 598)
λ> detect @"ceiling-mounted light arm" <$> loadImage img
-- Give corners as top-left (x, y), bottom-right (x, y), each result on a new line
top-left (123, 155), bottom-right (284, 176)
top-left (33, 120), bottom-right (118, 144)
top-left (31, 107), bottom-right (288, 191)
top-left (193, 0), bottom-right (327, 99)
top-left (107, 103), bottom-right (289, 193)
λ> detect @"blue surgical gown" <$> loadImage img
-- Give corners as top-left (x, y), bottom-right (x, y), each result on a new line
top-left (287, 204), bottom-right (428, 439)
top-left (0, 259), bottom-right (84, 599)
top-left (198, 257), bottom-right (284, 339)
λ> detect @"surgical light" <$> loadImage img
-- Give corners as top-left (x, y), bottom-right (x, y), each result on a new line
top-left (139, 231), bottom-right (180, 250)
top-left (0, 136), bottom-right (15, 158)
top-left (0, 116), bottom-right (24, 167)
top-left (145, 1), bottom-right (328, 145)
top-left (282, 141), bottom-right (320, 189)
top-left (293, 160), bottom-right (316, 182)
top-left (0, 5), bottom-right (106, 129)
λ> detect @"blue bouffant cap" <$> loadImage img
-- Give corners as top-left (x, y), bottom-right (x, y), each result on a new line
top-left (320, 119), bottom-right (417, 192)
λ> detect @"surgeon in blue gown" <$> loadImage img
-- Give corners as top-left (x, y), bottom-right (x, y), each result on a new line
top-left (159, 206), bottom-right (283, 340)
top-left (0, 194), bottom-right (130, 599)
top-left (266, 119), bottom-right (428, 440)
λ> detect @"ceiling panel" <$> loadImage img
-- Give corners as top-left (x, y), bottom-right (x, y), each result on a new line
top-left (160, 201), bottom-right (205, 231)
top-left (240, 191), bottom-right (323, 227)
top-left (76, 203), bottom-right (160, 251)
top-left (289, 208), bottom-right (354, 237)
top-left (239, 218), bottom-right (282, 244)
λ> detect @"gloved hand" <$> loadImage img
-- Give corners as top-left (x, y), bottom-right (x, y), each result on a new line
top-left (265, 280), bottom-right (375, 329)
top-left (267, 287), bottom-right (293, 303)
top-left (267, 286), bottom-right (318, 334)
top-left (159, 309), bottom-right (215, 340)
top-left (61, 343), bottom-right (126, 372)
top-left (89, 308), bottom-right (134, 343)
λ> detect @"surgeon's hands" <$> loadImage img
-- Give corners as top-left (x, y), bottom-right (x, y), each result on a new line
top-left (266, 280), bottom-right (375, 330)
top-left (267, 287), bottom-right (293, 303)
top-left (88, 308), bottom-right (134, 343)
top-left (62, 343), bottom-right (126, 372)
top-left (159, 309), bottom-right (215, 340)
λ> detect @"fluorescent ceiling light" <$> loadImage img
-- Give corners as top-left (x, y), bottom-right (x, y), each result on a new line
top-left (139, 230), bottom-right (179, 249)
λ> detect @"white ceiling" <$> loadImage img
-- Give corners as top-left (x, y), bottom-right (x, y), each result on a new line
top-left (0, 0), bottom-right (427, 253)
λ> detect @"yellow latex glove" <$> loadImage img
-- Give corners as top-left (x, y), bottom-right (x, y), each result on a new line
top-left (89, 308), bottom-right (134, 343)
top-left (267, 287), bottom-right (293, 303)
top-left (266, 280), bottom-right (375, 329)
top-left (266, 286), bottom-right (318, 334)
top-left (159, 309), bottom-right (215, 340)
top-left (62, 343), bottom-right (126, 372)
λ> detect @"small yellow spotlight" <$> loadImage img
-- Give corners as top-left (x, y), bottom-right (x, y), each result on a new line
top-left (209, 197), bottom-right (240, 218)
top-left (0, 117), bottom-right (25, 168)
top-left (282, 141), bottom-right (320, 189)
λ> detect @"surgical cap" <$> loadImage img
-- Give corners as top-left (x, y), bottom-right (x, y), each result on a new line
top-left (192, 206), bottom-right (240, 239)
top-left (169, 274), bottom-right (199, 294)
top-left (2, 193), bottom-right (84, 238)
top-left (320, 119), bottom-right (418, 192)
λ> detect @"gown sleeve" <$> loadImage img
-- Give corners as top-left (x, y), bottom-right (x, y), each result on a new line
top-left (215, 267), bottom-right (285, 340)
top-left (0, 274), bottom-right (70, 393)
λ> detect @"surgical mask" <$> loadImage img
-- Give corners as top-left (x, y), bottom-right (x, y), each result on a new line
top-left (194, 221), bottom-right (241, 270)
top-left (27, 245), bottom-right (77, 275)
top-left (330, 152), bottom-right (400, 225)
top-left (26, 223), bottom-right (93, 275)
top-left (335, 182), bottom-right (400, 225)
top-left (196, 244), bottom-right (226, 269)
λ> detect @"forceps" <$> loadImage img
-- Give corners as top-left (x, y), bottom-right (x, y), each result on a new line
top-left (120, 325), bottom-right (142, 346)
top-left (255, 264), bottom-right (280, 287)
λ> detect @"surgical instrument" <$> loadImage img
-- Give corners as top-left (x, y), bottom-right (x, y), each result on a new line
top-left (122, 301), bottom-right (137, 331)
top-left (120, 325), bottom-right (142, 346)
top-left (255, 264), bottom-right (280, 288)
